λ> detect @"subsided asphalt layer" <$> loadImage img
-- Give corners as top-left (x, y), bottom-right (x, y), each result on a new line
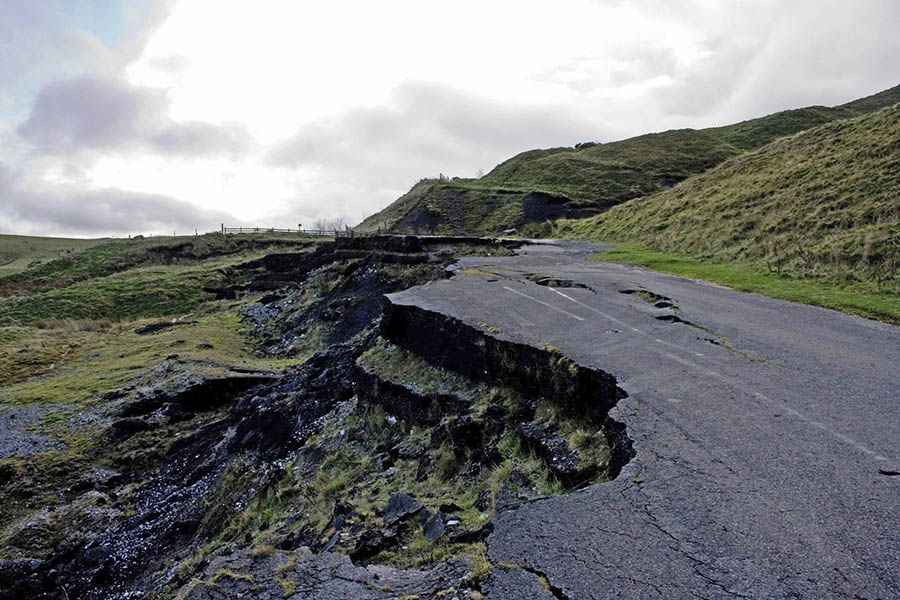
top-left (387, 240), bottom-right (900, 600)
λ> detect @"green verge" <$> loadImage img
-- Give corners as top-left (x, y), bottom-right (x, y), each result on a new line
top-left (593, 245), bottom-right (900, 324)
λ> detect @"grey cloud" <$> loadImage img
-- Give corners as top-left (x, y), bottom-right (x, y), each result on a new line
top-left (18, 76), bottom-right (252, 158)
top-left (0, 1), bottom-right (246, 238)
top-left (652, 34), bottom-right (767, 117)
top-left (269, 81), bottom-right (605, 174)
top-left (18, 77), bottom-right (164, 151)
top-left (0, 162), bottom-right (236, 237)
top-left (539, 46), bottom-right (682, 94)
top-left (543, 1), bottom-right (898, 125)
top-left (404, 83), bottom-right (599, 150)
top-left (119, 1), bottom-right (179, 58)
top-left (608, 46), bottom-right (680, 86)
top-left (649, 0), bottom-right (900, 120)
top-left (267, 82), bottom-right (611, 226)
top-left (0, 7), bottom-right (112, 118)
top-left (0, 1), bottom-right (174, 120)
top-left (724, 0), bottom-right (900, 115)
top-left (150, 120), bottom-right (251, 157)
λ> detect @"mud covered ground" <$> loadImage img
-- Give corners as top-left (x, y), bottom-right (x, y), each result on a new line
top-left (0, 235), bottom-right (631, 599)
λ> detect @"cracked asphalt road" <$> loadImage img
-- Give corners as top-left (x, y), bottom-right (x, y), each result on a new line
top-left (388, 241), bottom-right (900, 600)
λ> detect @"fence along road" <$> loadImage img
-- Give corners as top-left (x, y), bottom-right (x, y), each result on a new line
top-left (220, 224), bottom-right (354, 237)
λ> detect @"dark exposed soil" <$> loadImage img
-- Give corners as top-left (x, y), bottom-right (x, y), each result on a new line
top-left (0, 236), bottom-right (631, 600)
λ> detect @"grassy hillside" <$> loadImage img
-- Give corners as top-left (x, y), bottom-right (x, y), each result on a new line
top-left (0, 235), bottom-right (107, 278)
top-left (0, 233), bottom-right (318, 324)
top-left (557, 105), bottom-right (900, 290)
top-left (358, 84), bottom-right (900, 235)
top-left (0, 233), bottom-right (317, 409)
top-left (355, 178), bottom-right (592, 237)
top-left (0, 233), bottom-right (315, 298)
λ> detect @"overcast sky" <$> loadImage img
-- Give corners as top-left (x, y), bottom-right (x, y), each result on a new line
top-left (1, 0), bottom-right (898, 237)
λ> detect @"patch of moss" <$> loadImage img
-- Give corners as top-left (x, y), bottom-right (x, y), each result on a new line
top-left (210, 568), bottom-right (255, 584)
top-left (357, 338), bottom-right (482, 400)
top-left (1, 302), bottom-right (301, 408)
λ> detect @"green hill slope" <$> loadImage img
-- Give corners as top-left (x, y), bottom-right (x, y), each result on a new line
top-left (557, 105), bottom-right (900, 287)
top-left (0, 235), bottom-right (107, 277)
top-left (358, 84), bottom-right (900, 235)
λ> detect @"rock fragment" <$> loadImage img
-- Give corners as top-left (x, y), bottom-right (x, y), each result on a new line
top-left (384, 492), bottom-right (424, 525)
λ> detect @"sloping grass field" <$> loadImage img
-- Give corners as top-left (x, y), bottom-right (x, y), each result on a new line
top-left (0, 234), bottom-right (315, 405)
top-left (358, 84), bottom-right (900, 235)
top-left (0, 234), bottom-right (107, 278)
top-left (558, 106), bottom-right (900, 289)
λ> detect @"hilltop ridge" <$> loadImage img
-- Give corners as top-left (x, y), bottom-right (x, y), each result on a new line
top-left (357, 84), bottom-right (900, 235)
top-left (556, 104), bottom-right (900, 287)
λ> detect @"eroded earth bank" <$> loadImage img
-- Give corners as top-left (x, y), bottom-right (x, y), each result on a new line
top-left (0, 236), bottom-right (634, 599)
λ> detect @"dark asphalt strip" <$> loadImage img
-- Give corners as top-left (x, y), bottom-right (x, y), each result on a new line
top-left (389, 240), bottom-right (900, 598)
top-left (501, 281), bottom-right (895, 469)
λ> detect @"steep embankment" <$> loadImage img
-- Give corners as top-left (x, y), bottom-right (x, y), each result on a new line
top-left (355, 178), bottom-right (593, 237)
top-left (357, 84), bottom-right (900, 235)
top-left (557, 105), bottom-right (900, 286)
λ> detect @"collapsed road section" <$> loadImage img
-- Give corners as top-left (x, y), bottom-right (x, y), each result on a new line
top-left (0, 236), bottom-right (634, 600)
top-left (6, 235), bottom-right (896, 599)
top-left (388, 239), bottom-right (900, 599)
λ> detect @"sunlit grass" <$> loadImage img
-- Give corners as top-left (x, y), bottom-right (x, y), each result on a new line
top-left (557, 107), bottom-right (900, 293)
top-left (0, 302), bottom-right (303, 407)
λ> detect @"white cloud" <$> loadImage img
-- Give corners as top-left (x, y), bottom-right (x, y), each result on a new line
top-left (3, 0), bottom-right (899, 236)
top-left (18, 76), bottom-right (252, 158)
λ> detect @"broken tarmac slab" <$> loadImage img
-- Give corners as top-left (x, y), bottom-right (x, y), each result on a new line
top-left (382, 301), bottom-right (620, 419)
top-left (386, 240), bottom-right (900, 599)
top-left (383, 492), bottom-right (424, 525)
top-left (483, 567), bottom-right (559, 599)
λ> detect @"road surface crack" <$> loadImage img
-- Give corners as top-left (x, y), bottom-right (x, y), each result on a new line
top-left (517, 565), bottom-right (574, 600)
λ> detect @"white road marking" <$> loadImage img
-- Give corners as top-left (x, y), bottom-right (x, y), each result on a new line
top-left (506, 308), bottom-right (536, 328)
top-left (751, 392), bottom-right (889, 462)
top-left (547, 287), bottom-right (630, 329)
top-left (502, 286), bottom-right (585, 321)
top-left (544, 284), bottom-right (894, 465)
